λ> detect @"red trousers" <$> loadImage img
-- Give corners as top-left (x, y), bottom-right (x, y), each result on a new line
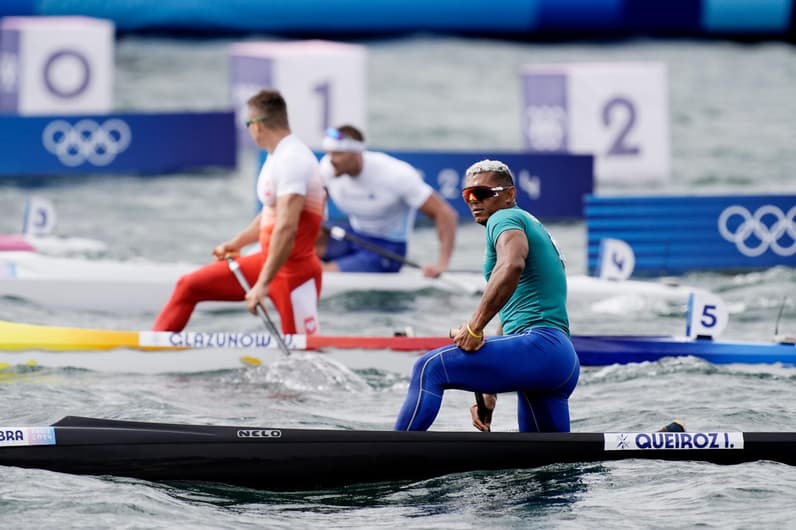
top-left (152, 252), bottom-right (322, 333)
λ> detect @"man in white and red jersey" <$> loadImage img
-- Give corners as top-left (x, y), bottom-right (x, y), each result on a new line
top-left (153, 89), bottom-right (325, 334)
top-left (317, 125), bottom-right (457, 278)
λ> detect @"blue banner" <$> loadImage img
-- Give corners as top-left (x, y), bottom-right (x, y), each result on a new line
top-left (32, 1), bottom-right (540, 33)
top-left (0, 112), bottom-right (236, 176)
top-left (14, 0), bottom-right (794, 36)
top-left (0, 0), bottom-right (34, 16)
top-left (258, 150), bottom-right (593, 221)
top-left (390, 150), bottom-right (592, 221)
top-left (586, 194), bottom-right (796, 275)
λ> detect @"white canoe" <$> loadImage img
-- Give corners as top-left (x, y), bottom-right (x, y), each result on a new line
top-left (0, 250), bottom-right (700, 315)
top-left (0, 233), bottom-right (108, 257)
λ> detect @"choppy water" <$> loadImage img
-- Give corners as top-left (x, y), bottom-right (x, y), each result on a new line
top-left (1, 35), bottom-right (795, 528)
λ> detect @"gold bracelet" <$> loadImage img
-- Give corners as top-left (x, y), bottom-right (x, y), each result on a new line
top-left (466, 323), bottom-right (483, 339)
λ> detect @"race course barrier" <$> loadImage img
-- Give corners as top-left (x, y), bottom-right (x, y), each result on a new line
top-left (259, 150), bottom-right (594, 221)
top-left (396, 151), bottom-right (593, 221)
top-left (586, 194), bottom-right (796, 276)
top-left (0, 111), bottom-right (236, 176)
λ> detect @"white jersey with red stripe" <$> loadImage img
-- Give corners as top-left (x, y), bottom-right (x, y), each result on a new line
top-left (320, 151), bottom-right (432, 243)
top-left (256, 134), bottom-right (325, 261)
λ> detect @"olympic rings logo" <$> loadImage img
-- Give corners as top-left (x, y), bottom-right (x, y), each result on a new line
top-left (42, 119), bottom-right (131, 167)
top-left (525, 104), bottom-right (567, 151)
top-left (717, 205), bottom-right (796, 257)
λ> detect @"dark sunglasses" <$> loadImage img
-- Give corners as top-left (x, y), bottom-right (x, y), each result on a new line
top-left (245, 116), bottom-right (267, 127)
top-left (461, 185), bottom-right (513, 202)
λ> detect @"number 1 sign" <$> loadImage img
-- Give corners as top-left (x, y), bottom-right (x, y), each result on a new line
top-left (229, 40), bottom-right (366, 150)
top-left (520, 62), bottom-right (670, 186)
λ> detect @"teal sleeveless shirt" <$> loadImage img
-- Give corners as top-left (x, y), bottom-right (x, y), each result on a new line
top-left (484, 206), bottom-right (569, 335)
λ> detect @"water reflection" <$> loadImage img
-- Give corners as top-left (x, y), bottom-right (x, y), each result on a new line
top-left (168, 462), bottom-right (604, 519)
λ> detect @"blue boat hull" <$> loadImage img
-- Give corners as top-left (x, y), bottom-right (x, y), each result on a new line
top-left (573, 336), bottom-right (796, 367)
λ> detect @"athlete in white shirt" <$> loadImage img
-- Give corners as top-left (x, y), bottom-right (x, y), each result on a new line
top-left (154, 89), bottom-right (324, 334)
top-left (317, 125), bottom-right (457, 277)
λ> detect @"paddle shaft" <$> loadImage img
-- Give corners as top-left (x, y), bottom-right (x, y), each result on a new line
top-left (324, 225), bottom-right (481, 294)
top-left (325, 225), bottom-right (422, 269)
top-left (448, 326), bottom-right (491, 431)
top-left (474, 392), bottom-right (490, 431)
top-left (225, 257), bottom-right (291, 356)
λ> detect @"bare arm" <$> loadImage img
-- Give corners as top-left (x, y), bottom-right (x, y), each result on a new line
top-left (213, 213), bottom-right (261, 259)
top-left (417, 191), bottom-right (458, 277)
top-left (469, 229), bottom-right (527, 332)
top-left (452, 229), bottom-right (527, 352)
top-left (257, 193), bottom-right (304, 287)
top-left (244, 193), bottom-right (304, 315)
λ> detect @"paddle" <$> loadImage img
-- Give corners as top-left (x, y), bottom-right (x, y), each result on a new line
top-left (449, 326), bottom-right (491, 432)
top-left (225, 256), bottom-right (291, 356)
top-left (323, 224), bottom-right (481, 294)
top-left (474, 392), bottom-right (491, 432)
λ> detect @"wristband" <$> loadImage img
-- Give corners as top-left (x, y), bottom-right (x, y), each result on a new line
top-left (466, 323), bottom-right (483, 339)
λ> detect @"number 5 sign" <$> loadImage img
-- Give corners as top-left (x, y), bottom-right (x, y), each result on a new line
top-left (229, 40), bottom-right (366, 150)
top-left (520, 62), bottom-right (670, 186)
top-left (685, 291), bottom-right (729, 339)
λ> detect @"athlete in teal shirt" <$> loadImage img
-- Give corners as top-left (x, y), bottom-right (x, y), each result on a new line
top-left (484, 206), bottom-right (569, 336)
top-left (395, 160), bottom-right (579, 433)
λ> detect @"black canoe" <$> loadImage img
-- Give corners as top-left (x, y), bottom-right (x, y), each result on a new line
top-left (1, 416), bottom-right (794, 490)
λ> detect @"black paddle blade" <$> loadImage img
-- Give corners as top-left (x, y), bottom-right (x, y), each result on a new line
top-left (657, 419), bottom-right (686, 433)
top-left (474, 392), bottom-right (490, 432)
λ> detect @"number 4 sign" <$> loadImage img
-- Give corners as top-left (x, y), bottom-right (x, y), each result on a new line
top-left (597, 238), bottom-right (635, 281)
top-left (520, 62), bottom-right (670, 186)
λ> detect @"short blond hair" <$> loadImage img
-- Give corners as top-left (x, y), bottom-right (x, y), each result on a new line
top-left (465, 159), bottom-right (514, 186)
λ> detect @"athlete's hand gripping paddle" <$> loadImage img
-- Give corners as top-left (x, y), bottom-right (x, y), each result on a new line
top-left (225, 256), bottom-right (291, 357)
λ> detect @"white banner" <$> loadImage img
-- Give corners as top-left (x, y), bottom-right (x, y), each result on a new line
top-left (138, 331), bottom-right (307, 350)
top-left (604, 431), bottom-right (744, 451)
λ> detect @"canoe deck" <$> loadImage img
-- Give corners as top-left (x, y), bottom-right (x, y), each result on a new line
top-left (0, 416), bottom-right (793, 490)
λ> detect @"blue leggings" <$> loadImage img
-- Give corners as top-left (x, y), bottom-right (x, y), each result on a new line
top-left (322, 228), bottom-right (407, 273)
top-left (394, 327), bottom-right (580, 432)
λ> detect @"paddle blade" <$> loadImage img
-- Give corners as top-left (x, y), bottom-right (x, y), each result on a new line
top-left (240, 355), bottom-right (263, 367)
top-left (474, 392), bottom-right (491, 432)
top-left (657, 419), bottom-right (686, 433)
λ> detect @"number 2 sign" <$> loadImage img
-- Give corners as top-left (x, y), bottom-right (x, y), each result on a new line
top-left (520, 62), bottom-right (670, 186)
